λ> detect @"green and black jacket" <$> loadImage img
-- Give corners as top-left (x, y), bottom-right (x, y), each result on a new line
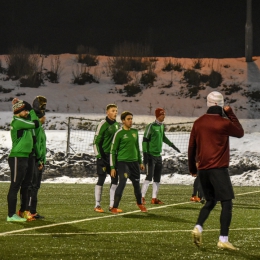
top-left (93, 117), bottom-right (120, 159)
top-left (110, 128), bottom-right (142, 169)
top-left (142, 121), bottom-right (173, 156)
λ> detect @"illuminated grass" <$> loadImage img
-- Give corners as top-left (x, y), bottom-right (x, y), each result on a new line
top-left (0, 183), bottom-right (259, 259)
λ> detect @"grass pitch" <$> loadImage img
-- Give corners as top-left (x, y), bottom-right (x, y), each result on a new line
top-left (0, 183), bottom-right (259, 259)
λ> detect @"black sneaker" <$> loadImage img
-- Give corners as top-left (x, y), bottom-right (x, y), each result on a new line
top-left (200, 198), bottom-right (205, 204)
top-left (32, 213), bottom-right (45, 219)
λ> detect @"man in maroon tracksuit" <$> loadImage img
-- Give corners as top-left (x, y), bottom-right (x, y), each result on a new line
top-left (188, 91), bottom-right (244, 250)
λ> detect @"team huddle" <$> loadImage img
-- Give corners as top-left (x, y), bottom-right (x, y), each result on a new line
top-left (6, 90), bottom-right (244, 251)
top-left (7, 96), bottom-right (47, 222)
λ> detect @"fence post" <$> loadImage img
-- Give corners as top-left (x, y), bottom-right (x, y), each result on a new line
top-left (66, 117), bottom-right (71, 155)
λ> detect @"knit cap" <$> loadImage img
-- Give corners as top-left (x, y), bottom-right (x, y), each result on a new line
top-left (155, 108), bottom-right (165, 118)
top-left (12, 99), bottom-right (26, 114)
top-left (207, 91), bottom-right (224, 107)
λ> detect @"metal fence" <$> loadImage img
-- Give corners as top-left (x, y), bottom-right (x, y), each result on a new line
top-left (66, 117), bottom-right (193, 155)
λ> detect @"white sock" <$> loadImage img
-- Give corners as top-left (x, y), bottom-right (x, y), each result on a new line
top-left (219, 236), bottom-right (228, 242)
top-left (195, 225), bottom-right (203, 233)
top-left (152, 182), bottom-right (160, 198)
top-left (95, 185), bottom-right (102, 207)
top-left (141, 180), bottom-right (151, 197)
top-left (110, 184), bottom-right (117, 208)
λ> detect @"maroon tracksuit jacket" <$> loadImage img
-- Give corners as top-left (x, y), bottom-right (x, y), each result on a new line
top-left (188, 106), bottom-right (244, 174)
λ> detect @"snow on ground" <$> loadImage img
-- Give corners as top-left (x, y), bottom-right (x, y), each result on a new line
top-left (0, 54), bottom-right (260, 118)
top-left (0, 54), bottom-right (260, 185)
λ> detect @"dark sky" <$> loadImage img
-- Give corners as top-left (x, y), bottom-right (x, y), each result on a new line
top-left (1, 0), bottom-right (260, 57)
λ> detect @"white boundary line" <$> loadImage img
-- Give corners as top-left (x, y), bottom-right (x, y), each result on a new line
top-left (1, 190), bottom-right (259, 237)
top-left (5, 227), bottom-right (260, 236)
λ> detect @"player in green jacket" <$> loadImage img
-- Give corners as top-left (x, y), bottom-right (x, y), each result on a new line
top-left (110, 111), bottom-right (147, 214)
top-left (7, 99), bottom-right (40, 222)
top-left (141, 108), bottom-right (180, 205)
top-left (93, 104), bottom-right (120, 213)
top-left (30, 96), bottom-right (47, 219)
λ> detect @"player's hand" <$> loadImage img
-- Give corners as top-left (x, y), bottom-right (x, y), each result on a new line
top-left (111, 169), bottom-right (116, 178)
top-left (190, 173), bottom-right (197, 177)
top-left (38, 163), bottom-right (44, 170)
top-left (140, 164), bottom-right (145, 171)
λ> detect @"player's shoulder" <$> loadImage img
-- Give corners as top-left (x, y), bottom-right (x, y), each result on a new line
top-left (130, 128), bottom-right (139, 133)
top-left (97, 119), bottom-right (107, 128)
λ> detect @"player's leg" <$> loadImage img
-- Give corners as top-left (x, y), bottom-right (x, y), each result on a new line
top-left (94, 158), bottom-right (107, 212)
top-left (7, 157), bottom-right (28, 221)
top-left (141, 155), bottom-right (155, 204)
top-left (30, 162), bottom-right (45, 218)
top-left (129, 162), bottom-right (147, 212)
top-left (107, 154), bottom-right (118, 210)
top-left (151, 156), bottom-right (163, 204)
top-left (111, 162), bottom-right (128, 212)
top-left (212, 168), bottom-right (236, 250)
top-left (192, 169), bottom-right (216, 246)
top-left (19, 153), bottom-right (36, 221)
top-left (190, 176), bottom-right (201, 202)
top-left (109, 174), bottom-right (118, 210)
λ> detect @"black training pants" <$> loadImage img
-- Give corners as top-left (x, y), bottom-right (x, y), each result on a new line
top-left (30, 162), bottom-right (44, 214)
top-left (7, 157), bottom-right (29, 217)
top-left (113, 161), bottom-right (142, 208)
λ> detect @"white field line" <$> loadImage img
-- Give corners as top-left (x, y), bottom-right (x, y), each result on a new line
top-left (5, 227), bottom-right (260, 236)
top-left (1, 190), bottom-right (260, 237)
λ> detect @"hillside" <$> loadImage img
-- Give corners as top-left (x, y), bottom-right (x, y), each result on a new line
top-left (0, 54), bottom-right (260, 118)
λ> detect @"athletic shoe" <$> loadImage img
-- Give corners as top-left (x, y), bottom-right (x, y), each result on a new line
top-left (192, 227), bottom-right (202, 247)
top-left (142, 197), bottom-right (146, 205)
top-left (151, 198), bottom-right (164, 204)
top-left (31, 213), bottom-right (45, 219)
top-left (109, 207), bottom-right (123, 213)
top-left (200, 198), bottom-right (206, 204)
top-left (7, 214), bottom-right (27, 222)
top-left (137, 204), bottom-right (148, 212)
top-left (94, 206), bottom-right (104, 213)
top-left (17, 210), bottom-right (22, 217)
top-left (190, 196), bottom-right (201, 202)
top-left (110, 207), bottom-right (121, 214)
top-left (20, 211), bottom-right (36, 221)
top-left (217, 241), bottom-right (238, 250)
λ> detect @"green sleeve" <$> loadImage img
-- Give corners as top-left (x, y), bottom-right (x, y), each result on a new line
top-left (136, 131), bottom-right (142, 164)
top-left (93, 121), bottom-right (106, 158)
top-left (29, 109), bottom-right (39, 121)
top-left (34, 126), bottom-right (42, 163)
top-left (142, 124), bottom-right (151, 153)
top-left (163, 130), bottom-right (173, 147)
top-left (13, 117), bottom-right (36, 130)
top-left (110, 131), bottom-right (120, 169)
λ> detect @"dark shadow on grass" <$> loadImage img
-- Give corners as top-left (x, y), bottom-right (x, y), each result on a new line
top-left (122, 212), bottom-right (192, 223)
top-left (233, 203), bottom-right (260, 210)
top-left (35, 222), bottom-right (86, 235)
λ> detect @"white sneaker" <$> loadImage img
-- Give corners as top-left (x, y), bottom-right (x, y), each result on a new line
top-left (217, 241), bottom-right (238, 251)
top-left (192, 227), bottom-right (202, 247)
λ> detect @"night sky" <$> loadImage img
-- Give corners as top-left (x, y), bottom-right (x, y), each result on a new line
top-left (1, 0), bottom-right (260, 57)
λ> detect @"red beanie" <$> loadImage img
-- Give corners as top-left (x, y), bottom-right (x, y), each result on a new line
top-left (155, 108), bottom-right (165, 118)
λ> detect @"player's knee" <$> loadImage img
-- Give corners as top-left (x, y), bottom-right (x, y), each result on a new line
top-left (204, 200), bottom-right (217, 211)
top-left (111, 175), bottom-right (118, 185)
top-left (221, 200), bottom-right (232, 211)
top-left (96, 174), bottom-right (106, 186)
